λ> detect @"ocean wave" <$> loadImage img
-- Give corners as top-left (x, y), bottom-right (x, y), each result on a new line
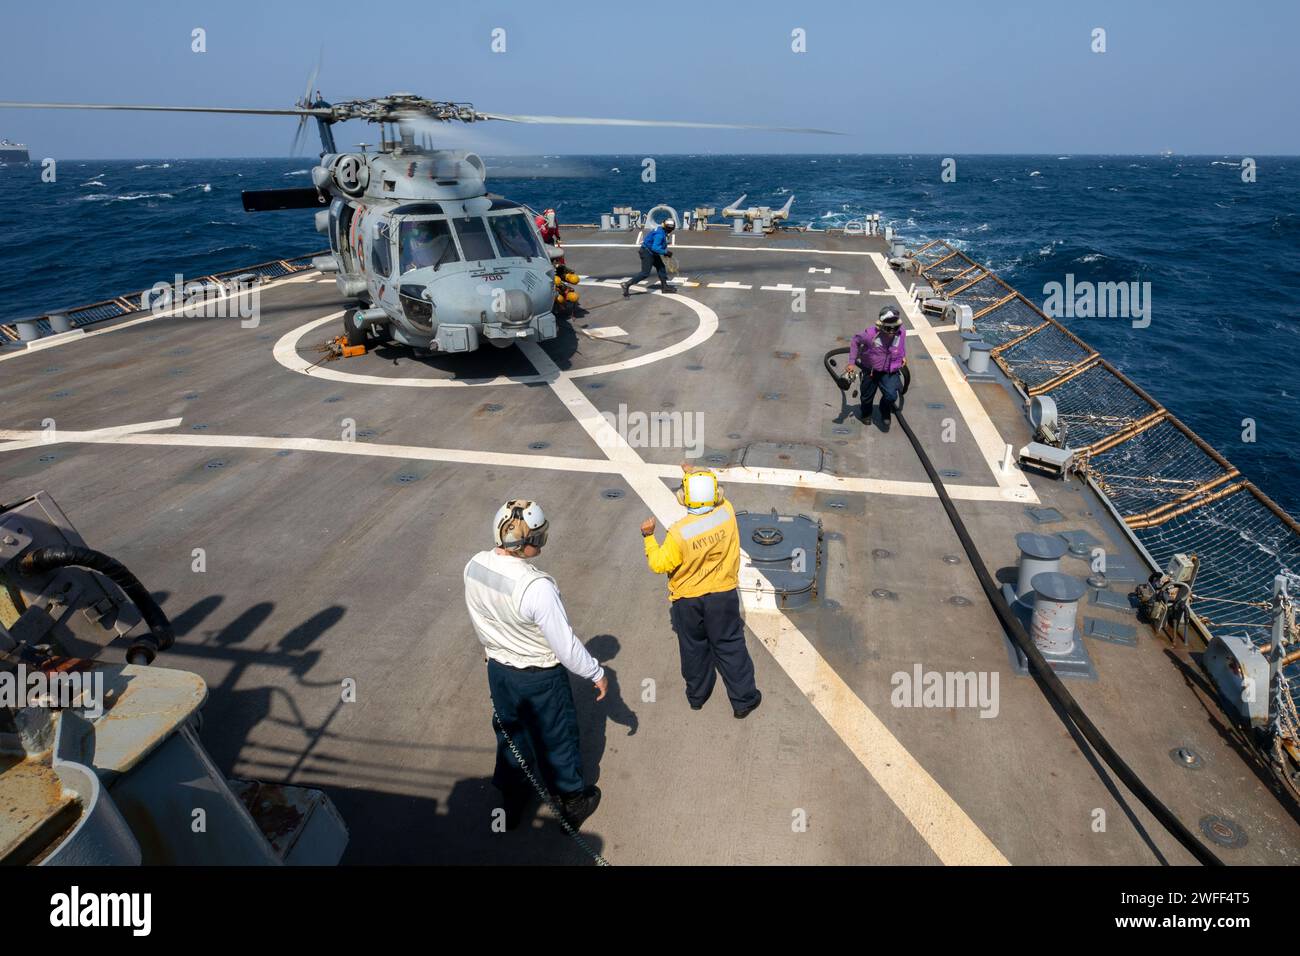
top-left (133, 163), bottom-right (172, 169)
top-left (81, 179), bottom-right (107, 187)
top-left (283, 169), bottom-right (312, 176)
top-left (80, 192), bottom-right (175, 202)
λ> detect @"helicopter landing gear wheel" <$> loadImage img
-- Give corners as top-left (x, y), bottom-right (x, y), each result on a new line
top-left (342, 311), bottom-right (369, 348)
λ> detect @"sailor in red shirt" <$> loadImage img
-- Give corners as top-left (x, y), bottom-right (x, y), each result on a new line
top-left (535, 208), bottom-right (561, 247)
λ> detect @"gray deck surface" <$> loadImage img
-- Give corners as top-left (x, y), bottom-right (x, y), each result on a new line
top-left (2, 225), bottom-right (1297, 865)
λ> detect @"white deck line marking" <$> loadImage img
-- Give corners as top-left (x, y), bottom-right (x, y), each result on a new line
top-left (0, 427), bottom-right (623, 474)
top-left (0, 425), bottom-right (1015, 503)
top-left (814, 286), bottom-right (860, 295)
top-left (760, 284), bottom-right (805, 293)
top-left (564, 242), bottom-right (875, 257)
top-left (0, 423), bottom-right (1019, 503)
top-left (0, 272), bottom-right (320, 365)
top-left (271, 296), bottom-right (718, 386)
top-left (707, 281), bottom-right (753, 290)
top-left (809, 267), bottom-right (832, 274)
top-left (583, 326), bottom-right (628, 339)
top-left (868, 253), bottom-right (1038, 503)
top-left (0, 418), bottom-right (184, 450)
top-left (517, 341), bottom-right (1009, 866)
top-left (740, 612), bottom-right (1008, 865)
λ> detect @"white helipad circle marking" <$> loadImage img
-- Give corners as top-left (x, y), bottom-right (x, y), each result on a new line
top-left (272, 294), bottom-right (718, 388)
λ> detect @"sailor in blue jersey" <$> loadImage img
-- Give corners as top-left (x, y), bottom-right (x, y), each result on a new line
top-left (621, 218), bottom-right (675, 296)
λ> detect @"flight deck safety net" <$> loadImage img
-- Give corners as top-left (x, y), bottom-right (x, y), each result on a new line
top-left (0, 252), bottom-right (326, 342)
top-left (914, 238), bottom-right (1300, 701)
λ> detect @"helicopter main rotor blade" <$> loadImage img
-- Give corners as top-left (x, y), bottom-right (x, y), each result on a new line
top-left (477, 112), bottom-right (843, 135)
top-left (0, 101), bottom-right (330, 117)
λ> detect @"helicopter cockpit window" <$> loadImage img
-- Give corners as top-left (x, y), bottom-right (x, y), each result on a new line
top-left (399, 218), bottom-right (460, 272)
top-left (371, 220), bottom-right (393, 276)
top-left (489, 212), bottom-right (544, 260)
top-left (450, 216), bottom-right (497, 262)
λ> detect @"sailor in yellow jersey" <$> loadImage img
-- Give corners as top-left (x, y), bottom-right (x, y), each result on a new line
top-left (640, 466), bottom-right (762, 718)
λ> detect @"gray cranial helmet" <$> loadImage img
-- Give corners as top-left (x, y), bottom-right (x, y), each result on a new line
top-left (877, 304), bottom-right (902, 331)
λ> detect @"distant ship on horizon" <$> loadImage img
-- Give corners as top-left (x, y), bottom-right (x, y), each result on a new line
top-left (0, 139), bottom-right (30, 163)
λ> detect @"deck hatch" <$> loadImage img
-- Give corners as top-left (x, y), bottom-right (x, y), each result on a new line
top-left (736, 510), bottom-right (822, 610)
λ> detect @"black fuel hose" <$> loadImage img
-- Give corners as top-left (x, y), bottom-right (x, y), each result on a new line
top-left (823, 347), bottom-right (911, 403)
top-left (20, 546), bottom-right (174, 666)
top-left (892, 408), bottom-right (1223, 867)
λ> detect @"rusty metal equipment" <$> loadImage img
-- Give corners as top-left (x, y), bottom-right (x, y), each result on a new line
top-left (0, 492), bottom-right (348, 865)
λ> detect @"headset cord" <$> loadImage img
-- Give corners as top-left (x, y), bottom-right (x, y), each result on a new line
top-left (492, 709), bottom-right (611, 867)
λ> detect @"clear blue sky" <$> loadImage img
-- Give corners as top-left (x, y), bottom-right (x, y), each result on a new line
top-left (2, 0), bottom-right (1296, 158)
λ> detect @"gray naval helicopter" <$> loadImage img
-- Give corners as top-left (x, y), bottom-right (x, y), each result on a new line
top-left (1, 92), bottom-right (836, 355)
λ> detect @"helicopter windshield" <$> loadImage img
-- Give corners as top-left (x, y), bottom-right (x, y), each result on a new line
top-left (488, 212), bottom-right (544, 259)
top-left (450, 215), bottom-right (497, 262)
top-left (399, 218), bottom-right (460, 272)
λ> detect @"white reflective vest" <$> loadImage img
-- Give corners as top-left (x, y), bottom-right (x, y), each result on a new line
top-left (463, 550), bottom-right (559, 669)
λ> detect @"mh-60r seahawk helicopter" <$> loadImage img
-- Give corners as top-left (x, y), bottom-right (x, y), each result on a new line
top-left (1, 92), bottom-right (836, 355)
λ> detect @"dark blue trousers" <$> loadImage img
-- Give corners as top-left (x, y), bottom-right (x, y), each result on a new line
top-left (669, 589), bottom-right (759, 710)
top-left (628, 247), bottom-right (668, 287)
top-left (487, 659), bottom-right (585, 797)
top-left (861, 370), bottom-right (902, 418)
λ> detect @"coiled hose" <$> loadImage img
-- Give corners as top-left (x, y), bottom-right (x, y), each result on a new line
top-left (891, 408), bottom-right (1223, 866)
top-left (823, 347), bottom-right (911, 406)
top-left (20, 546), bottom-right (174, 665)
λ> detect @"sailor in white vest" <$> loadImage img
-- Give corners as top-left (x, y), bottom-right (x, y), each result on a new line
top-left (464, 499), bottom-right (607, 830)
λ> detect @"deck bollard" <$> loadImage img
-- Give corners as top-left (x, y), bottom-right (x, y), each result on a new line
top-left (1030, 571), bottom-right (1087, 657)
top-left (1015, 532), bottom-right (1068, 603)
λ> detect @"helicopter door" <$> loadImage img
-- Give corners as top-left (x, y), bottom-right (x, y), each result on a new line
top-left (371, 220), bottom-right (393, 277)
top-left (334, 203), bottom-right (359, 273)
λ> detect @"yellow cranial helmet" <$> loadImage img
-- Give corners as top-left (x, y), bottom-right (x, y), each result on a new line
top-left (676, 469), bottom-right (723, 511)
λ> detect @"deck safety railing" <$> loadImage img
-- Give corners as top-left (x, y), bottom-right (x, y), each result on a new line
top-left (914, 238), bottom-right (1300, 675)
top-left (0, 251), bottom-right (327, 342)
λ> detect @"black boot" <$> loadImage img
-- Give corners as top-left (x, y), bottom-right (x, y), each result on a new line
top-left (879, 400), bottom-right (893, 432)
top-left (558, 785), bottom-right (602, 828)
top-left (620, 281), bottom-right (631, 298)
top-left (659, 280), bottom-right (672, 293)
top-left (734, 690), bottom-right (763, 719)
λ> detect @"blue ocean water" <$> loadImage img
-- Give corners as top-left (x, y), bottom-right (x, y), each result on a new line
top-left (2, 154), bottom-right (1297, 514)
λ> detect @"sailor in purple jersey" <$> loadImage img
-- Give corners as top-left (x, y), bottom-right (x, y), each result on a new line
top-left (846, 304), bottom-right (907, 431)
